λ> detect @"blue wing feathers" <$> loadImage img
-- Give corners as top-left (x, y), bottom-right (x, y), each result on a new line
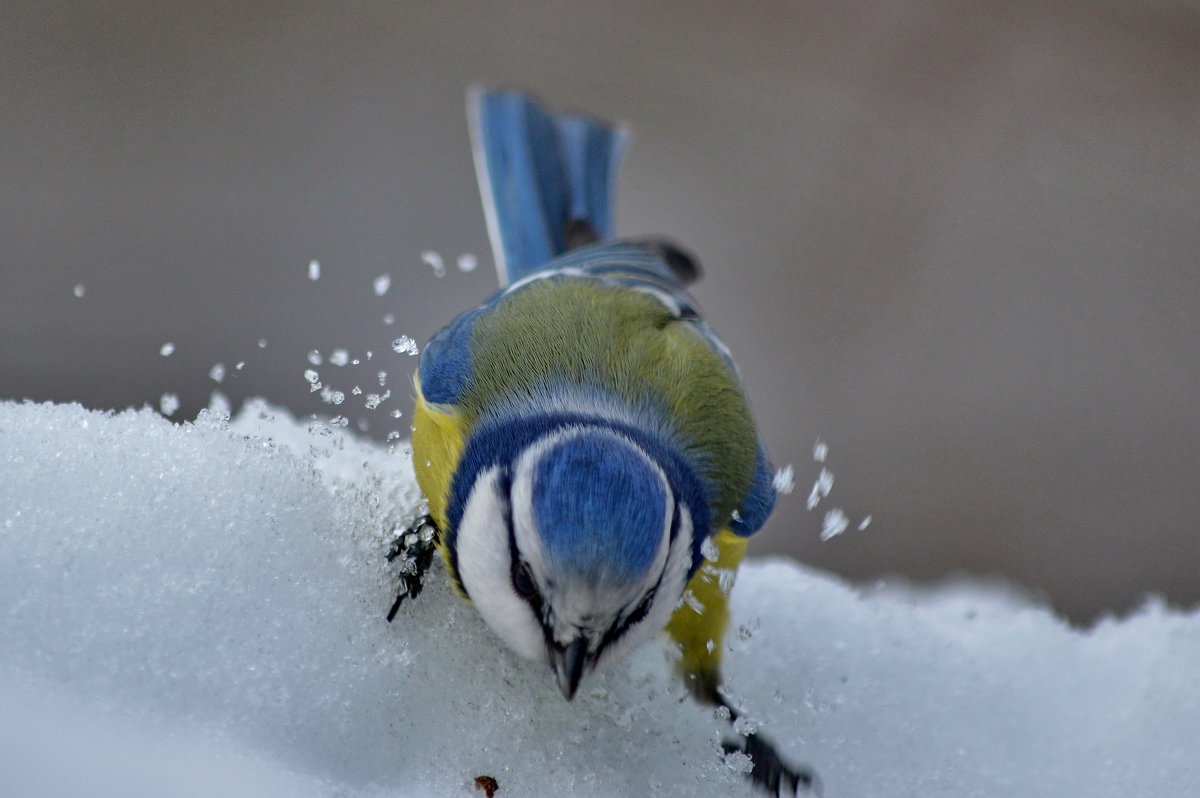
top-left (418, 304), bottom-right (489, 405)
top-left (471, 89), bottom-right (627, 285)
top-left (729, 443), bottom-right (777, 537)
top-left (555, 114), bottom-right (624, 241)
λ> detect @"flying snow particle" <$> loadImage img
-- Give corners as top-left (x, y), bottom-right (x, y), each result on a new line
top-left (373, 274), bottom-right (392, 296)
top-left (159, 393), bottom-right (180, 417)
top-left (364, 390), bottom-right (391, 410)
top-left (307, 350), bottom-right (322, 366)
top-left (392, 336), bottom-right (419, 356)
top-left (821, 508), bottom-right (850, 541)
top-left (73, 284), bottom-right (86, 298)
top-left (209, 363), bottom-right (226, 383)
top-left (257, 338), bottom-right (268, 348)
top-left (303, 369), bottom-right (320, 385)
top-left (680, 590), bottom-right (705, 614)
top-left (383, 313), bottom-right (395, 326)
top-left (207, 392), bottom-right (231, 418)
top-left (378, 371), bottom-right (387, 387)
top-left (330, 391), bottom-right (345, 405)
top-left (813, 439), bottom-right (828, 463)
top-left (807, 467), bottom-right (833, 510)
top-left (773, 464), bottom-right (795, 495)
top-left (456, 253), bottom-right (478, 272)
top-left (160, 343), bottom-right (175, 357)
top-left (858, 515), bottom-right (873, 531)
top-left (235, 361), bottom-right (245, 370)
top-left (308, 260), bottom-right (321, 280)
top-left (422, 250), bottom-right (446, 278)
top-left (329, 349), bottom-right (350, 367)
top-left (723, 751), bottom-right (755, 776)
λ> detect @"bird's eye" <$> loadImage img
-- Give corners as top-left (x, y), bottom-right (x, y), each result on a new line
top-left (512, 561), bottom-right (537, 599)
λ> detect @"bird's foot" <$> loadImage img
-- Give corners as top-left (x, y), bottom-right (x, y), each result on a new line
top-left (722, 731), bottom-right (820, 796)
top-left (713, 693), bottom-right (820, 796)
top-left (385, 514), bottom-right (439, 621)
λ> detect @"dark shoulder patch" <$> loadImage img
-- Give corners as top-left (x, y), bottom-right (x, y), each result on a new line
top-left (628, 238), bottom-right (702, 285)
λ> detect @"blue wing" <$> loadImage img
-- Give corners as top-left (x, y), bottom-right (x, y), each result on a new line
top-left (729, 443), bottom-right (777, 537)
top-left (468, 88), bottom-right (628, 286)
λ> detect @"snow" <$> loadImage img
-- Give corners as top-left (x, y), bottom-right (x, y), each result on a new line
top-left (160, 392), bottom-right (180, 417)
top-left (772, 464), bottom-right (795, 495)
top-left (819, 508), bottom-right (849, 542)
top-left (391, 336), bottom-right (419, 356)
top-left (806, 468), bottom-right (833, 511)
top-left (0, 399), bottom-right (1196, 798)
top-left (422, 250), bottom-right (446, 278)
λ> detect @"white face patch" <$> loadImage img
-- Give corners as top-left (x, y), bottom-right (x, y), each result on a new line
top-left (452, 428), bottom-right (699, 684)
top-left (454, 467), bottom-right (547, 664)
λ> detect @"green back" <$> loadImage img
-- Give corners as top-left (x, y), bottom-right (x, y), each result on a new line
top-left (459, 279), bottom-right (759, 525)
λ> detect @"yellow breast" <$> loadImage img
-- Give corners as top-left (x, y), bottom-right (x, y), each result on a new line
top-left (411, 376), bottom-right (468, 578)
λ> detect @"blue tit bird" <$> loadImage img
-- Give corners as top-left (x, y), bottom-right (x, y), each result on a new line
top-left (386, 88), bottom-right (817, 795)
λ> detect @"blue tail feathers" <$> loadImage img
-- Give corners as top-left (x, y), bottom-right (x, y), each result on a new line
top-left (468, 88), bottom-right (628, 286)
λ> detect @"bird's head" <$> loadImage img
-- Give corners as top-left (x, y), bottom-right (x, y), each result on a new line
top-left (453, 423), bottom-right (698, 699)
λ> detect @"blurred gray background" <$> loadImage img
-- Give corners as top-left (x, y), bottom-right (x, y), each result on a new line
top-left (4, 1), bottom-right (1197, 623)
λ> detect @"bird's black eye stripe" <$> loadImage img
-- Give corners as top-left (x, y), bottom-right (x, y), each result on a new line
top-left (502, 466), bottom-right (546, 614)
top-left (627, 588), bottom-right (655, 626)
top-left (596, 579), bottom-right (662, 656)
top-left (512, 560), bottom-right (537, 599)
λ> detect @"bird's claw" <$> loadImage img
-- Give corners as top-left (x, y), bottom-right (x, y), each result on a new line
top-left (385, 514), bottom-right (439, 621)
top-left (713, 692), bottom-right (820, 796)
top-left (722, 732), bottom-right (820, 796)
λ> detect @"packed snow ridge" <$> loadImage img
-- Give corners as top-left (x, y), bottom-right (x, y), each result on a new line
top-left (0, 399), bottom-right (1195, 798)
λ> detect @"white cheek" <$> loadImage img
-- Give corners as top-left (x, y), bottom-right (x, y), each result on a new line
top-left (593, 505), bottom-right (696, 671)
top-left (455, 468), bottom-right (548, 664)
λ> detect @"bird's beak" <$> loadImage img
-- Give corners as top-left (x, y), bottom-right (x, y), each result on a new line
top-left (551, 637), bottom-right (589, 701)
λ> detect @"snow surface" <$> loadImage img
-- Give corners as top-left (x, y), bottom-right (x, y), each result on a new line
top-left (0, 399), bottom-right (1196, 798)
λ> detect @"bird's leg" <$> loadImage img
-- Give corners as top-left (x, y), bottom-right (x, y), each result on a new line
top-left (385, 514), bottom-right (440, 621)
top-left (714, 692), bottom-right (821, 797)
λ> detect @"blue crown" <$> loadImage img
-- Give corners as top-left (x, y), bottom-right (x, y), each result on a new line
top-left (532, 429), bottom-right (666, 587)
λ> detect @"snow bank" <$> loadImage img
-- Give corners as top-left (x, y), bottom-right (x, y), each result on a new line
top-left (0, 400), bottom-right (1195, 797)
